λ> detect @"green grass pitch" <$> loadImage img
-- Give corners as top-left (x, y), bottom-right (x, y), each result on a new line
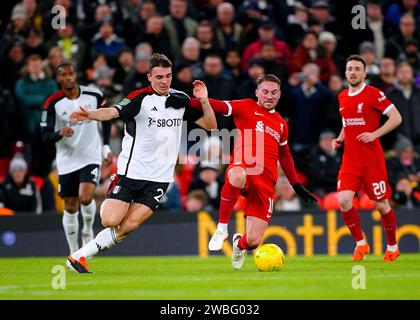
top-left (1, 254), bottom-right (420, 299)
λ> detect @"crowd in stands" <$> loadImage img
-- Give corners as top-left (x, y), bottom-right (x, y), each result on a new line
top-left (1, 0), bottom-right (420, 215)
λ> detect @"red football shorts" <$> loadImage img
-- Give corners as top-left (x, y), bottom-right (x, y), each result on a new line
top-left (225, 163), bottom-right (275, 222)
top-left (337, 161), bottom-right (392, 201)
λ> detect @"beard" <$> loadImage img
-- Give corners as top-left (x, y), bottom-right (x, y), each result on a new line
top-left (348, 78), bottom-right (364, 88)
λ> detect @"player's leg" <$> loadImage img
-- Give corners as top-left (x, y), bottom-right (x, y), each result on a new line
top-left (363, 164), bottom-right (398, 261)
top-left (232, 216), bottom-right (268, 270)
top-left (79, 165), bottom-right (100, 245)
top-left (67, 198), bottom-right (130, 273)
top-left (338, 190), bottom-right (369, 260)
top-left (59, 170), bottom-right (81, 254)
top-left (209, 165), bottom-right (246, 251)
top-left (63, 196), bottom-right (80, 254)
top-left (116, 203), bottom-right (153, 239)
top-left (375, 199), bottom-right (399, 261)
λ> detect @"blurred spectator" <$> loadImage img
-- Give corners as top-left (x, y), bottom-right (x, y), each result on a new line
top-left (123, 51), bottom-right (150, 95)
top-left (46, 22), bottom-right (87, 71)
top-left (164, 0), bottom-right (198, 59)
top-left (214, 2), bottom-right (246, 54)
top-left (386, 13), bottom-right (420, 59)
top-left (134, 14), bottom-right (171, 58)
top-left (185, 189), bottom-right (209, 213)
top-left (0, 41), bottom-right (25, 92)
top-left (3, 4), bottom-right (30, 47)
top-left (369, 57), bottom-right (396, 92)
top-left (135, 42), bottom-right (154, 57)
top-left (172, 63), bottom-right (194, 97)
top-left (43, 47), bottom-right (64, 79)
top-left (387, 61), bottom-right (420, 152)
top-left (241, 21), bottom-right (291, 72)
top-left (175, 37), bottom-right (203, 79)
top-left (122, 0), bottom-right (143, 27)
top-left (309, 1), bottom-right (338, 33)
top-left (127, 0), bottom-right (157, 46)
top-left (285, 2), bottom-right (309, 50)
top-left (258, 41), bottom-right (288, 81)
top-left (387, 137), bottom-right (420, 188)
top-left (196, 20), bottom-right (219, 61)
top-left (15, 54), bottom-right (58, 141)
top-left (286, 63), bottom-right (331, 170)
top-left (113, 48), bottom-right (135, 86)
top-left (82, 0), bottom-right (124, 28)
top-left (325, 73), bottom-right (344, 134)
top-left (391, 177), bottom-right (420, 209)
top-left (224, 49), bottom-right (246, 84)
top-left (306, 130), bottom-right (341, 196)
top-left (359, 41), bottom-right (380, 78)
top-left (22, 0), bottom-right (42, 30)
top-left (238, 59), bottom-right (265, 99)
top-left (42, 0), bottom-right (77, 42)
top-left (385, 0), bottom-right (420, 28)
top-left (91, 18), bottom-right (125, 67)
top-left (202, 54), bottom-right (237, 131)
top-left (0, 157), bottom-right (39, 213)
top-left (397, 38), bottom-right (420, 79)
top-left (289, 31), bottom-right (336, 83)
top-left (0, 84), bottom-right (17, 177)
top-left (274, 175), bottom-right (302, 211)
top-left (92, 65), bottom-right (122, 106)
top-left (319, 31), bottom-right (345, 75)
top-left (189, 137), bottom-right (223, 209)
top-left (161, 182), bottom-right (182, 210)
top-left (24, 28), bottom-right (47, 59)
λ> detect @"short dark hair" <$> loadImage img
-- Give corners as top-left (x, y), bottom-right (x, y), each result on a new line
top-left (256, 74), bottom-right (281, 87)
top-left (56, 61), bottom-right (75, 74)
top-left (346, 54), bottom-right (366, 70)
top-left (148, 53), bottom-right (172, 71)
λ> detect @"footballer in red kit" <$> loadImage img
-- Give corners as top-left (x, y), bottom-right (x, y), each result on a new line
top-left (190, 75), bottom-right (317, 270)
top-left (333, 55), bottom-right (402, 262)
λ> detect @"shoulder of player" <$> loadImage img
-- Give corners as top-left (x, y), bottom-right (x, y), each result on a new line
top-left (169, 88), bottom-right (190, 99)
top-left (44, 89), bottom-right (65, 110)
top-left (126, 86), bottom-right (154, 101)
top-left (338, 89), bottom-right (349, 100)
top-left (80, 85), bottom-right (104, 97)
top-left (365, 85), bottom-right (385, 97)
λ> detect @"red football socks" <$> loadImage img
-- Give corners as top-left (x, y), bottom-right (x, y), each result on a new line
top-left (341, 207), bottom-right (364, 242)
top-left (237, 233), bottom-right (257, 250)
top-left (218, 179), bottom-right (241, 223)
top-left (381, 208), bottom-right (397, 246)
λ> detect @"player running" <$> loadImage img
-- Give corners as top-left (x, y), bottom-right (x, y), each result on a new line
top-left (190, 74), bottom-right (318, 270)
top-left (66, 53), bottom-right (216, 273)
top-left (41, 62), bottom-right (112, 255)
top-left (333, 55), bottom-right (402, 262)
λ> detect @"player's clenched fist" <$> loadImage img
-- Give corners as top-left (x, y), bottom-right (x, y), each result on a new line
top-left (332, 138), bottom-right (343, 150)
top-left (60, 126), bottom-right (74, 137)
top-left (192, 80), bottom-right (208, 100)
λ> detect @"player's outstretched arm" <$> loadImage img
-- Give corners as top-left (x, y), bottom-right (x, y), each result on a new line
top-left (70, 106), bottom-right (119, 122)
top-left (192, 80), bottom-right (217, 130)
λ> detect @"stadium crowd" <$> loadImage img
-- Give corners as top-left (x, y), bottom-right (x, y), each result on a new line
top-left (1, 0), bottom-right (420, 215)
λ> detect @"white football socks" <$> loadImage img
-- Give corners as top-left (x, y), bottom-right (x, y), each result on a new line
top-left (356, 239), bottom-right (367, 246)
top-left (81, 200), bottom-right (96, 234)
top-left (62, 211), bottom-right (80, 253)
top-left (217, 223), bottom-right (228, 233)
top-left (73, 227), bottom-right (119, 259)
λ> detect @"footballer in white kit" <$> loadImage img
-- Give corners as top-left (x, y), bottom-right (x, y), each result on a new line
top-left (41, 62), bottom-right (112, 255)
top-left (66, 53), bottom-right (216, 273)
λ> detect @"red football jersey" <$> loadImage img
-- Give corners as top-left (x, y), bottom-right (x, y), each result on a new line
top-left (338, 83), bottom-right (395, 167)
top-left (223, 98), bottom-right (289, 184)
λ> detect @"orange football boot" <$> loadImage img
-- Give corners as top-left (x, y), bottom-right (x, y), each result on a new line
top-left (67, 256), bottom-right (91, 273)
top-left (383, 248), bottom-right (400, 262)
top-left (352, 243), bottom-right (370, 261)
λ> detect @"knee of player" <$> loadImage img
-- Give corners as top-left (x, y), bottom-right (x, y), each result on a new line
top-left (375, 200), bottom-right (390, 213)
top-left (228, 168), bottom-right (246, 189)
top-left (338, 195), bottom-right (353, 211)
top-left (79, 195), bottom-right (94, 206)
top-left (101, 215), bottom-right (120, 228)
top-left (64, 199), bottom-right (79, 213)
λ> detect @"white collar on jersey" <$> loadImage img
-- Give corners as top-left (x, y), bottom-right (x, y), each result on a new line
top-left (348, 82), bottom-right (366, 96)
